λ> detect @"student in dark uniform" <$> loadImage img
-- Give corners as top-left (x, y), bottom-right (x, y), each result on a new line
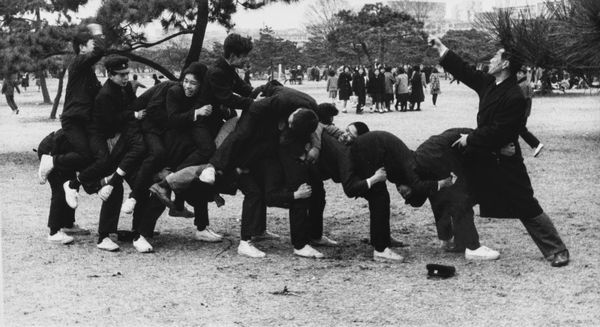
top-left (88, 56), bottom-right (148, 252)
top-left (40, 24), bottom-right (105, 199)
top-left (352, 68), bottom-right (366, 114)
top-left (400, 128), bottom-right (500, 261)
top-left (430, 36), bottom-right (569, 267)
top-left (202, 33), bottom-right (256, 119)
top-left (37, 129), bottom-right (90, 245)
top-left (349, 130), bottom-right (456, 258)
top-left (163, 62), bottom-right (225, 243)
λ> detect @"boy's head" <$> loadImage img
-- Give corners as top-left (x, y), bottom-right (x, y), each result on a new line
top-left (181, 62), bottom-right (208, 97)
top-left (105, 56), bottom-right (130, 86)
top-left (288, 108), bottom-right (319, 139)
top-left (224, 33), bottom-right (253, 68)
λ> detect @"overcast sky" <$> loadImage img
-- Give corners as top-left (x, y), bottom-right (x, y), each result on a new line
top-left (72, 0), bottom-right (545, 36)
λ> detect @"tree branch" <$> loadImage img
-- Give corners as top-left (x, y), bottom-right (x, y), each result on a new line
top-left (129, 30), bottom-right (194, 51)
top-left (116, 51), bottom-right (177, 80)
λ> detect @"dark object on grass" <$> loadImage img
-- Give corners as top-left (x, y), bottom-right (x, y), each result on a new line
top-left (426, 264), bottom-right (456, 279)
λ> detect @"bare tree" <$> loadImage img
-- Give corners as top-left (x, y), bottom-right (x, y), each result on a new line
top-left (305, 0), bottom-right (349, 38)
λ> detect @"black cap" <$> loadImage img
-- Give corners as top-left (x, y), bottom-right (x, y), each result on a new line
top-left (426, 264), bottom-right (456, 279)
top-left (104, 56), bottom-right (129, 73)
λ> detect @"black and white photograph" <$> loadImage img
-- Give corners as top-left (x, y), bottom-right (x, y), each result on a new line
top-left (1, 0), bottom-right (599, 325)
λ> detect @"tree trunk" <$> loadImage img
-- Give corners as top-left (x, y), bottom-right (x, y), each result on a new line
top-left (50, 68), bottom-right (67, 119)
top-left (120, 52), bottom-right (177, 81)
top-left (38, 70), bottom-right (52, 104)
top-left (182, 0), bottom-right (209, 74)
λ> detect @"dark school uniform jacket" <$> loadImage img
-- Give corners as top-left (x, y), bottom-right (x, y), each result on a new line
top-left (92, 79), bottom-right (137, 139)
top-left (350, 131), bottom-right (438, 198)
top-left (202, 56), bottom-right (254, 113)
top-left (352, 73), bottom-right (366, 97)
top-left (318, 130), bottom-right (369, 198)
top-left (130, 81), bottom-right (179, 135)
top-left (440, 50), bottom-right (542, 219)
top-left (61, 37), bottom-right (105, 122)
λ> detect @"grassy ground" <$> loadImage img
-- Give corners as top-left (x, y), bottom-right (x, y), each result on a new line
top-left (1, 78), bottom-right (599, 326)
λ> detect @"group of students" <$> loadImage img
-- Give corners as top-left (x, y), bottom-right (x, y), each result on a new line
top-left (326, 64), bottom-right (442, 115)
top-left (36, 26), bottom-right (569, 267)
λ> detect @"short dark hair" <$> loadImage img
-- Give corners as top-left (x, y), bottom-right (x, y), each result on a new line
top-left (398, 67), bottom-right (405, 74)
top-left (501, 49), bottom-right (523, 76)
top-left (290, 109), bottom-right (318, 139)
top-left (182, 62), bottom-right (208, 82)
top-left (328, 70), bottom-right (335, 77)
top-left (349, 121), bottom-right (369, 136)
top-left (223, 33), bottom-right (253, 59)
top-left (315, 103), bottom-right (339, 125)
top-left (133, 74), bottom-right (138, 80)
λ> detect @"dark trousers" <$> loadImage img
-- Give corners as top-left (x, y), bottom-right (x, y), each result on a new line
top-left (130, 132), bottom-right (166, 200)
top-left (432, 94), bottom-right (438, 106)
top-left (395, 93), bottom-right (408, 111)
top-left (132, 192), bottom-right (164, 238)
top-left (429, 185), bottom-right (480, 250)
top-left (47, 169), bottom-right (76, 232)
top-left (60, 118), bottom-right (93, 174)
top-left (209, 112), bottom-right (262, 172)
top-left (164, 129), bottom-right (213, 171)
top-left (520, 127), bottom-right (540, 149)
top-left (238, 169), bottom-right (267, 241)
top-left (364, 182), bottom-right (391, 252)
top-left (520, 212), bottom-right (567, 258)
top-left (83, 129), bottom-right (146, 194)
top-left (356, 93), bottom-right (366, 112)
top-left (98, 182), bottom-right (124, 238)
top-left (5, 94), bottom-right (18, 111)
top-left (520, 99), bottom-right (540, 148)
top-left (278, 146), bottom-right (323, 249)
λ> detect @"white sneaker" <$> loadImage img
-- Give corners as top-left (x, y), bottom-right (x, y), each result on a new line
top-left (121, 198), bottom-right (137, 214)
top-left (374, 247), bottom-right (404, 262)
top-left (293, 244), bottom-right (324, 259)
top-left (133, 235), bottom-right (154, 253)
top-left (98, 185), bottom-right (114, 201)
top-left (97, 237), bottom-right (120, 251)
top-left (311, 235), bottom-right (338, 247)
top-left (199, 166), bottom-right (216, 184)
top-left (465, 245), bottom-right (500, 260)
top-left (252, 230), bottom-right (281, 241)
top-left (238, 240), bottom-right (266, 258)
top-left (342, 109), bottom-right (348, 113)
top-left (63, 181), bottom-right (79, 209)
top-left (533, 143), bottom-right (544, 157)
top-left (47, 231), bottom-right (74, 244)
top-left (194, 229), bottom-right (223, 242)
top-left (38, 154), bottom-right (54, 184)
top-left (205, 227), bottom-right (223, 239)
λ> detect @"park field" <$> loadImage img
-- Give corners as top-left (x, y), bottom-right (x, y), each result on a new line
top-left (1, 77), bottom-right (599, 326)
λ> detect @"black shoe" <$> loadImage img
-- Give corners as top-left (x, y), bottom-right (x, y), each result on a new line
top-left (551, 250), bottom-right (569, 267)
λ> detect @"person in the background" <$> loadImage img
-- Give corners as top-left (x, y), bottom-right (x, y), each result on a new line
top-left (383, 66), bottom-right (395, 112)
top-left (430, 68), bottom-right (441, 109)
top-left (130, 74), bottom-right (147, 95)
top-left (244, 65), bottom-right (252, 86)
top-left (394, 67), bottom-right (409, 112)
top-left (21, 73), bottom-right (29, 91)
top-left (337, 66), bottom-right (352, 113)
top-left (326, 70), bottom-right (338, 104)
top-left (152, 73), bottom-right (160, 85)
top-left (409, 65), bottom-right (426, 111)
top-left (352, 67), bottom-right (366, 114)
top-left (1, 73), bottom-right (20, 114)
top-left (517, 68), bottom-right (544, 157)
